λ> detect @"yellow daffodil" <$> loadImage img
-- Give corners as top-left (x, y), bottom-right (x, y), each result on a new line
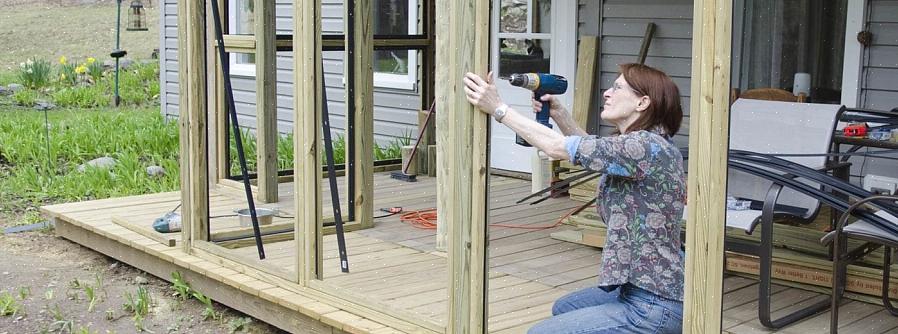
top-left (75, 65), bottom-right (87, 74)
top-left (87, 57), bottom-right (96, 64)
top-left (59, 56), bottom-right (67, 65)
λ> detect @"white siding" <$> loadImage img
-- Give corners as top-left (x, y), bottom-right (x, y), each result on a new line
top-left (158, 0), bottom-right (422, 146)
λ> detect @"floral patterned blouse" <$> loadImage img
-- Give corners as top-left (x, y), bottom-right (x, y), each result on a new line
top-left (564, 127), bottom-right (686, 301)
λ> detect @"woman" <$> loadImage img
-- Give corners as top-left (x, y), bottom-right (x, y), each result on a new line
top-left (463, 63), bottom-right (686, 333)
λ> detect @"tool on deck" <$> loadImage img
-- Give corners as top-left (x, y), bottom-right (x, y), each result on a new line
top-left (505, 73), bottom-right (568, 147)
top-left (390, 101), bottom-right (436, 182)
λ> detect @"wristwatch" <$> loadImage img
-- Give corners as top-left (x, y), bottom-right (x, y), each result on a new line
top-left (493, 104), bottom-right (509, 123)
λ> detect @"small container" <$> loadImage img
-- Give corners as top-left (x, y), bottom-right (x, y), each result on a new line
top-left (235, 208), bottom-right (276, 227)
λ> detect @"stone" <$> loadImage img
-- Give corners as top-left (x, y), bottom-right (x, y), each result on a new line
top-left (0, 86), bottom-right (9, 96)
top-left (77, 156), bottom-right (117, 172)
top-left (7, 83), bottom-right (24, 92)
top-left (134, 276), bottom-right (149, 285)
top-left (104, 58), bottom-right (133, 69)
top-left (34, 100), bottom-right (56, 111)
top-left (146, 165), bottom-right (166, 177)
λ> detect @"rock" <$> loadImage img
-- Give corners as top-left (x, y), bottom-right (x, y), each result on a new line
top-left (34, 100), bottom-right (56, 111)
top-left (109, 262), bottom-right (119, 270)
top-left (0, 86), bottom-right (9, 96)
top-left (104, 58), bottom-right (133, 69)
top-left (134, 276), bottom-right (149, 285)
top-left (77, 156), bottom-right (117, 172)
top-left (7, 83), bottom-right (24, 92)
top-left (146, 165), bottom-right (166, 177)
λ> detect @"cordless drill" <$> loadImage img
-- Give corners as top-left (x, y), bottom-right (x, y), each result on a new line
top-left (506, 73), bottom-right (568, 146)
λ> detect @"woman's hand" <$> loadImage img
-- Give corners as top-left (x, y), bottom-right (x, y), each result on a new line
top-left (463, 72), bottom-right (503, 115)
top-left (532, 94), bottom-right (571, 122)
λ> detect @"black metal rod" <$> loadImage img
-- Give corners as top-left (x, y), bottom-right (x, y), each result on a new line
top-left (346, 0), bottom-right (356, 222)
top-left (208, 0), bottom-right (265, 259)
top-left (322, 72), bottom-right (350, 273)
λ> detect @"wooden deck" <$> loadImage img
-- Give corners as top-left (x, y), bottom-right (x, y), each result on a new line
top-left (42, 173), bottom-right (898, 333)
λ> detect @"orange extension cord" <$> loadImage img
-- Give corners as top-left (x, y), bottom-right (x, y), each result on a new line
top-left (396, 205), bottom-right (594, 230)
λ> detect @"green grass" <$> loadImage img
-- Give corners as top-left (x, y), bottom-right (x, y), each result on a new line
top-left (0, 3), bottom-right (160, 70)
top-left (0, 105), bottom-right (180, 218)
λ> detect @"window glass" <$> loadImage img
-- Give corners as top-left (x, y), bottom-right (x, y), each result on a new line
top-left (500, 0), bottom-right (527, 33)
top-left (234, 0), bottom-right (255, 65)
top-left (373, 0), bottom-right (411, 75)
top-left (498, 38), bottom-right (550, 77)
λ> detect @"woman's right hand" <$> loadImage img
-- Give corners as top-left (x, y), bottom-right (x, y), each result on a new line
top-left (532, 94), bottom-right (570, 122)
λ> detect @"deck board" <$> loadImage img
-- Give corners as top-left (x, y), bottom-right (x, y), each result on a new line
top-left (42, 173), bottom-right (898, 333)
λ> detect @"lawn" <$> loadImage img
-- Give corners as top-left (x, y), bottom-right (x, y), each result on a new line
top-left (0, 1), bottom-right (160, 70)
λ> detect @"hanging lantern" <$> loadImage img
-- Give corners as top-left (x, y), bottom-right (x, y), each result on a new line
top-left (126, 0), bottom-right (149, 31)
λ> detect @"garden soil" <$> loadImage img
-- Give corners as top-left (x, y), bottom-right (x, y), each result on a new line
top-left (0, 217), bottom-right (284, 334)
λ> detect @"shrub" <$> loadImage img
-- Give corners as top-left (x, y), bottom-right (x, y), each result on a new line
top-left (16, 58), bottom-right (52, 89)
top-left (12, 89), bottom-right (39, 107)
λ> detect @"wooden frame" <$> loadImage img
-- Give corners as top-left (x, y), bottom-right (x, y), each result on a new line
top-left (435, 0), bottom-right (491, 331)
top-left (254, 0), bottom-right (278, 203)
top-left (346, 0), bottom-right (374, 233)
top-left (176, 0), bottom-right (736, 332)
top-left (683, 0), bottom-right (732, 332)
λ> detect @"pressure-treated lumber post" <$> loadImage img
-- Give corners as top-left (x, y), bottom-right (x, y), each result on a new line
top-left (295, 0), bottom-right (323, 284)
top-left (683, 0), bottom-right (732, 332)
top-left (435, 0), bottom-right (490, 331)
top-left (176, 0), bottom-right (192, 251)
top-left (347, 0), bottom-right (374, 229)
top-left (572, 36), bottom-right (598, 131)
top-left (177, 0), bottom-right (209, 247)
top-left (208, 0), bottom-right (226, 184)
top-left (255, 0), bottom-right (278, 203)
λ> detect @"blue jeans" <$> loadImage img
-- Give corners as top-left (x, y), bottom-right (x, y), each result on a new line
top-left (528, 284), bottom-right (683, 334)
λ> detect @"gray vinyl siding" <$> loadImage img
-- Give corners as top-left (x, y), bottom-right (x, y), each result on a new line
top-left (861, 0), bottom-right (898, 111)
top-left (852, 0), bottom-right (898, 182)
top-left (159, 0), bottom-right (421, 146)
top-left (596, 0), bottom-right (693, 147)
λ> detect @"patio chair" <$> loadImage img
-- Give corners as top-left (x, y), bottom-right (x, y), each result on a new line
top-left (722, 99), bottom-right (846, 328)
top-left (826, 195), bottom-right (898, 334)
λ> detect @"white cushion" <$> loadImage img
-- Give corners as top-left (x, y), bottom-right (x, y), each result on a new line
top-left (822, 210), bottom-right (898, 244)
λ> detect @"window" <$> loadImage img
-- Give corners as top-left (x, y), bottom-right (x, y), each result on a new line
top-left (373, 0), bottom-right (417, 90)
top-left (496, 0), bottom-right (552, 77)
top-left (229, 0), bottom-right (256, 77)
top-left (735, 0), bottom-right (847, 104)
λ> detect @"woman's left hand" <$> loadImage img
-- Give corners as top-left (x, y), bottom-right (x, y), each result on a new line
top-left (463, 72), bottom-right (503, 115)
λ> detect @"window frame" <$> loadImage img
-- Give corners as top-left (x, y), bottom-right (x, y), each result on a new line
top-left (228, 0), bottom-right (257, 77)
top-left (372, 0), bottom-right (418, 90)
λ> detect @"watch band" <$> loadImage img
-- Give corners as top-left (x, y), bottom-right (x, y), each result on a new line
top-left (493, 104), bottom-right (509, 123)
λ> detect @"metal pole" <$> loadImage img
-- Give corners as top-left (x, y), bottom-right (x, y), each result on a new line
top-left (114, 0), bottom-right (122, 106)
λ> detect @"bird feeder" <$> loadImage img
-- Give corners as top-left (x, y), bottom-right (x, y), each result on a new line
top-left (126, 0), bottom-right (149, 31)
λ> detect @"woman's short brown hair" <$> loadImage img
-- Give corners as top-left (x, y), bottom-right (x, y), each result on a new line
top-left (618, 63), bottom-right (683, 136)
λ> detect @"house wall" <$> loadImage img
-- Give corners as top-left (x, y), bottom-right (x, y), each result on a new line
top-left (595, 0), bottom-right (694, 147)
top-left (853, 0), bottom-right (898, 182)
top-left (159, 0), bottom-right (422, 146)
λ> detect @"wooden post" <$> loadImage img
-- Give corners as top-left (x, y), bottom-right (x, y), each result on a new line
top-left (348, 0), bottom-right (374, 229)
top-left (188, 0), bottom-right (209, 243)
top-left (255, 0), bottom-right (278, 203)
top-left (177, 0), bottom-right (209, 246)
top-left (209, 0), bottom-right (227, 184)
top-left (683, 0), bottom-right (732, 332)
top-left (295, 0), bottom-right (323, 285)
top-left (176, 0), bottom-right (192, 251)
top-left (572, 36), bottom-right (598, 130)
top-left (436, 0), bottom-right (490, 331)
